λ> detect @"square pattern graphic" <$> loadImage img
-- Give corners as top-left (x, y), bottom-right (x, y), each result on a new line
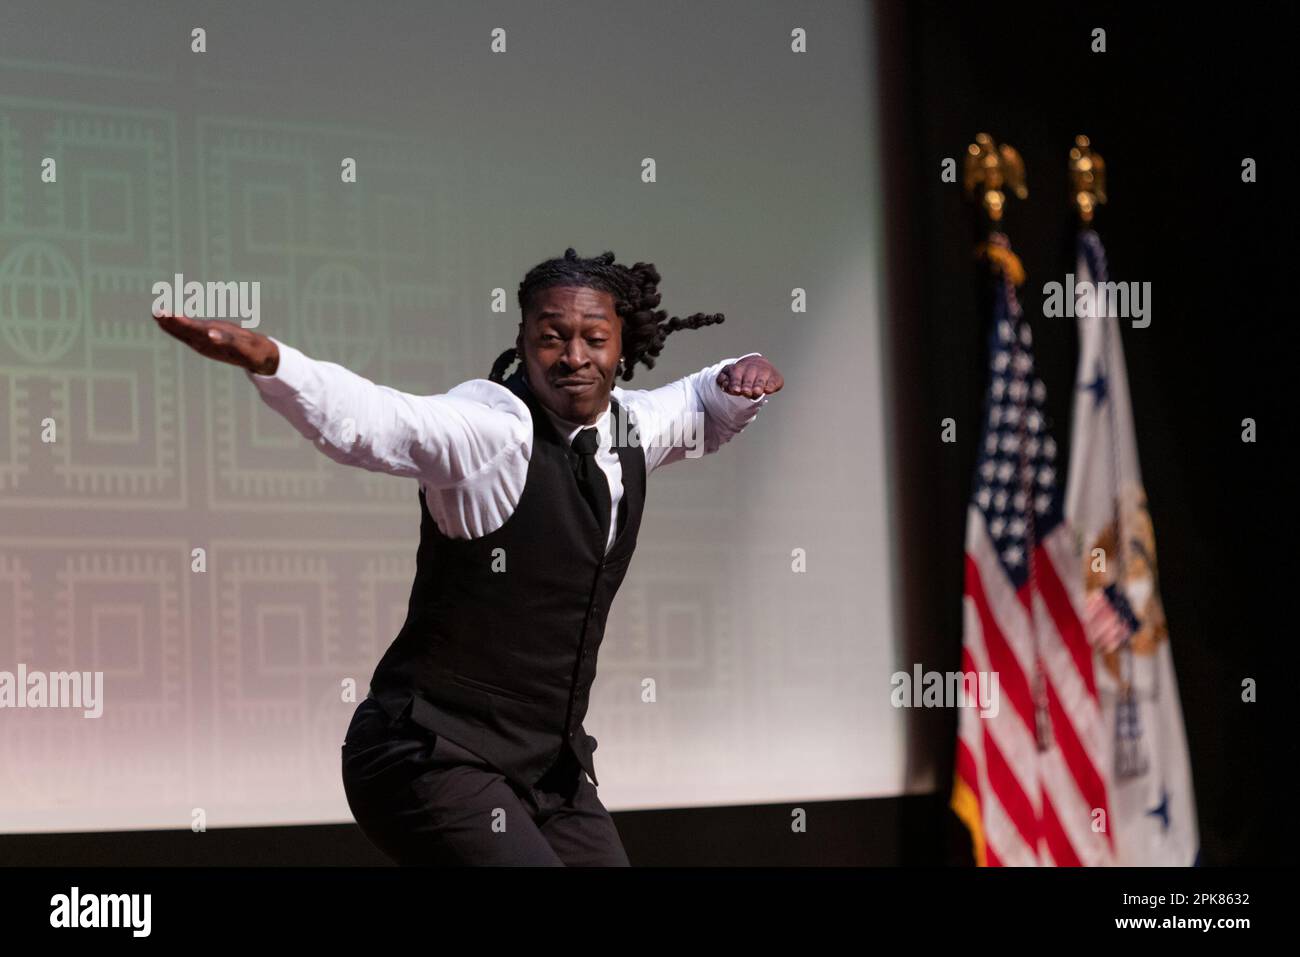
top-left (0, 99), bottom-right (183, 506)
top-left (0, 538), bottom-right (193, 825)
top-left (0, 98), bottom-right (497, 825)
top-left (196, 117), bottom-right (469, 512)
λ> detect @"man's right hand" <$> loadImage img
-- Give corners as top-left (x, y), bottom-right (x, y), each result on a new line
top-left (153, 312), bottom-right (279, 375)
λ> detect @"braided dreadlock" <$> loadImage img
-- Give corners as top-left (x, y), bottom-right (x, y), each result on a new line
top-left (488, 248), bottom-right (724, 384)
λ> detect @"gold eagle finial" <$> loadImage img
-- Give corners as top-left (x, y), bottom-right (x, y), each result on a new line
top-left (964, 132), bottom-right (1028, 222)
top-left (1069, 134), bottom-right (1107, 224)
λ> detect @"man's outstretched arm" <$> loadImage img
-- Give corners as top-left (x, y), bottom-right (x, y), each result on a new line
top-left (612, 352), bottom-right (783, 473)
top-left (153, 313), bottom-right (528, 487)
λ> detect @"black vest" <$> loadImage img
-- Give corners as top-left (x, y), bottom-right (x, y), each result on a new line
top-left (368, 367), bottom-right (646, 790)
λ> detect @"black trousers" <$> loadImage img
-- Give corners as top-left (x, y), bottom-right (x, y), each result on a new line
top-left (341, 696), bottom-right (629, 866)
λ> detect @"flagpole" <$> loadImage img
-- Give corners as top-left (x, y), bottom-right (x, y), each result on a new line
top-left (963, 134), bottom-right (1053, 755)
top-left (1070, 135), bottom-right (1147, 781)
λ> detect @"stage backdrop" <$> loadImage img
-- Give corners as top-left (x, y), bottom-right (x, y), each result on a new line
top-left (0, 0), bottom-right (905, 831)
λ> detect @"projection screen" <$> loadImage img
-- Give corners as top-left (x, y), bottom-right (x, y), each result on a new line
top-left (0, 0), bottom-right (905, 832)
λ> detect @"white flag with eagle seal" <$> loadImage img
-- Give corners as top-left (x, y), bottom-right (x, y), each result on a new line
top-left (1064, 230), bottom-right (1199, 865)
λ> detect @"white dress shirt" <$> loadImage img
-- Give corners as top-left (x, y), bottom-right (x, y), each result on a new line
top-left (246, 338), bottom-right (770, 553)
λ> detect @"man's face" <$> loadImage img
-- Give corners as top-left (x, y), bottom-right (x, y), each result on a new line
top-left (518, 285), bottom-right (623, 425)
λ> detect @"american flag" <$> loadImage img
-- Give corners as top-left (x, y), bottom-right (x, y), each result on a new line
top-left (950, 232), bottom-right (1115, 866)
top-left (1083, 583), bottom-right (1138, 655)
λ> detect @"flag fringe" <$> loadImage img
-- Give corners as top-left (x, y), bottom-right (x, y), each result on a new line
top-left (950, 778), bottom-right (988, 867)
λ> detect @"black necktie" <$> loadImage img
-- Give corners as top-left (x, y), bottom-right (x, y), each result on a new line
top-left (570, 427), bottom-right (611, 548)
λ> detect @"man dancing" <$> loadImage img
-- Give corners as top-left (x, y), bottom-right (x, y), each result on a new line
top-left (155, 248), bottom-right (783, 865)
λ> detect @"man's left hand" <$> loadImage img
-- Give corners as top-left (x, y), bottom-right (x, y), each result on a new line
top-left (717, 356), bottom-right (783, 399)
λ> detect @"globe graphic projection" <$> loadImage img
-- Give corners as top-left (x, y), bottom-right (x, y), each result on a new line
top-left (0, 242), bottom-right (84, 364)
top-left (301, 263), bottom-right (379, 370)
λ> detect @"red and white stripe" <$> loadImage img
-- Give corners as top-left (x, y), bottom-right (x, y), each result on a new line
top-left (954, 508), bottom-right (1115, 866)
top-left (1083, 589), bottom-right (1131, 653)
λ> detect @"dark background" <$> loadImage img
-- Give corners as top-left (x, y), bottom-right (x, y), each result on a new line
top-left (881, 0), bottom-right (1292, 866)
top-left (2, 0), bottom-right (1289, 866)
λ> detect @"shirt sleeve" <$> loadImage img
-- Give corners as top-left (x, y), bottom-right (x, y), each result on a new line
top-left (245, 337), bottom-right (531, 489)
top-left (612, 352), bottom-right (770, 474)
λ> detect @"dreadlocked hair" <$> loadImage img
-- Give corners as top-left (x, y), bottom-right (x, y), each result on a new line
top-left (488, 248), bottom-right (725, 384)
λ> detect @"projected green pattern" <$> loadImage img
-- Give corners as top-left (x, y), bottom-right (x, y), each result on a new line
top-left (196, 117), bottom-right (460, 509)
top-left (0, 99), bottom-right (182, 504)
top-left (0, 94), bottom-right (472, 821)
